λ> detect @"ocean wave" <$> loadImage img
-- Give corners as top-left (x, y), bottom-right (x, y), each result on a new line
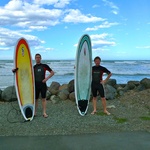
top-left (112, 73), bottom-right (150, 76)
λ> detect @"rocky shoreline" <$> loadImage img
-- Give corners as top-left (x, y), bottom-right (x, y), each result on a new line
top-left (0, 78), bottom-right (150, 136)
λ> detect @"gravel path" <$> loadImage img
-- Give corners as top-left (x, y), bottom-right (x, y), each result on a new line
top-left (0, 89), bottom-right (150, 136)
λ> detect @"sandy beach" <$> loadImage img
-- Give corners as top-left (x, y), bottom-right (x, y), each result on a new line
top-left (0, 89), bottom-right (150, 136)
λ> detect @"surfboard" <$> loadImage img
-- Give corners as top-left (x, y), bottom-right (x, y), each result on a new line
top-left (75, 34), bottom-right (92, 116)
top-left (14, 38), bottom-right (35, 121)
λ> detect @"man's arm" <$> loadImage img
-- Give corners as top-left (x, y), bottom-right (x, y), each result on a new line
top-left (42, 64), bottom-right (54, 83)
top-left (44, 70), bottom-right (54, 82)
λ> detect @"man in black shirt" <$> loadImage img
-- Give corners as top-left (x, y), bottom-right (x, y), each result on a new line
top-left (34, 54), bottom-right (54, 118)
top-left (91, 56), bottom-right (112, 115)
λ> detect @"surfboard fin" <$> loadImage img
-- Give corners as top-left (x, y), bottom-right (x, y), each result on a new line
top-left (25, 107), bottom-right (32, 120)
top-left (78, 100), bottom-right (88, 113)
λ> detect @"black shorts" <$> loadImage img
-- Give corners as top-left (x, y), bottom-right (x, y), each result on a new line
top-left (91, 82), bottom-right (105, 98)
top-left (35, 82), bottom-right (47, 99)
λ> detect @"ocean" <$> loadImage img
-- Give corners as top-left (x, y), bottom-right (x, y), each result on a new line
top-left (0, 60), bottom-right (150, 90)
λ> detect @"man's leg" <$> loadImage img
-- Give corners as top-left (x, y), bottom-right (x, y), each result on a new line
top-left (34, 99), bottom-right (38, 116)
top-left (42, 98), bottom-right (48, 117)
top-left (101, 97), bottom-right (110, 115)
top-left (99, 84), bottom-right (110, 115)
top-left (41, 83), bottom-right (48, 118)
top-left (91, 97), bottom-right (97, 114)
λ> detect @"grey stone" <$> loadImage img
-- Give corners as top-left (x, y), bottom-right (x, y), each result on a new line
top-left (50, 95), bottom-right (60, 104)
top-left (68, 79), bottom-right (74, 93)
top-left (0, 89), bottom-right (2, 100)
top-left (58, 89), bottom-right (69, 100)
top-left (1, 86), bottom-right (17, 102)
top-left (104, 84), bottom-right (117, 100)
top-left (49, 81), bottom-right (60, 90)
top-left (59, 84), bottom-right (69, 91)
top-left (46, 90), bottom-right (51, 100)
top-left (127, 81), bottom-right (140, 86)
top-left (124, 83), bottom-right (136, 91)
top-left (136, 84), bottom-right (146, 91)
top-left (69, 92), bottom-right (75, 101)
top-left (140, 78), bottom-right (150, 89)
top-left (106, 79), bottom-right (117, 87)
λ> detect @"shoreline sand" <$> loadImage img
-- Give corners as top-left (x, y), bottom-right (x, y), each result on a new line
top-left (0, 89), bottom-right (150, 136)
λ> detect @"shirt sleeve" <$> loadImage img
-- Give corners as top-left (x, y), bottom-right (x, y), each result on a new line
top-left (43, 64), bottom-right (52, 72)
top-left (103, 67), bottom-right (111, 75)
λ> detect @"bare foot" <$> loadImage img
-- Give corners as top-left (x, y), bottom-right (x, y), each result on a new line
top-left (104, 110), bottom-right (111, 115)
top-left (43, 114), bottom-right (48, 118)
top-left (91, 111), bottom-right (97, 115)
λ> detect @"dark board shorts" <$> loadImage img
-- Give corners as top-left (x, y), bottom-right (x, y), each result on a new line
top-left (91, 82), bottom-right (105, 98)
top-left (35, 82), bottom-right (47, 99)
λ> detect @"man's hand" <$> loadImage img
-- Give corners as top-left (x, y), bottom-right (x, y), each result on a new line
top-left (42, 78), bottom-right (47, 83)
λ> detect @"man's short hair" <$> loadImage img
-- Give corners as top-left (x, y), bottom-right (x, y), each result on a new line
top-left (35, 53), bottom-right (41, 58)
top-left (94, 56), bottom-right (101, 62)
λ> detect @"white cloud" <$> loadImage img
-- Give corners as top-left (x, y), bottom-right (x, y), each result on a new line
top-left (74, 33), bottom-right (116, 51)
top-left (0, 47), bottom-right (10, 51)
top-left (33, 0), bottom-right (71, 8)
top-left (0, 0), bottom-right (62, 30)
top-left (136, 46), bottom-right (150, 49)
top-left (91, 33), bottom-right (116, 51)
top-left (92, 5), bottom-right (100, 8)
top-left (0, 27), bottom-right (43, 48)
top-left (35, 45), bottom-right (54, 53)
top-left (85, 21), bottom-right (119, 31)
top-left (103, 0), bottom-right (119, 15)
top-left (63, 9), bottom-right (105, 23)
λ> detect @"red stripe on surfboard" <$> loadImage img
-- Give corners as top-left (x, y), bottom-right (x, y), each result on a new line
top-left (15, 38), bottom-right (34, 106)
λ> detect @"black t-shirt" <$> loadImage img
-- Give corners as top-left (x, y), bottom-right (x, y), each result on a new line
top-left (34, 63), bottom-right (52, 82)
top-left (92, 65), bottom-right (111, 83)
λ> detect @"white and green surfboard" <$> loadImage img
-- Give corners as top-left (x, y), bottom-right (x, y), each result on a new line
top-left (75, 34), bottom-right (92, 116)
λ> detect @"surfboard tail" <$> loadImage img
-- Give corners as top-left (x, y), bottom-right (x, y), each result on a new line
top-left (78, 100), bottom-right (88, 113)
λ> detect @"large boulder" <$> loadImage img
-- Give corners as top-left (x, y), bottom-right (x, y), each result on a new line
top-left (1, 86), bottom-right (17, 102)
top-left (69, 92), bottom-right (75, 101)
top-left (123, 83), bottom-right (136, 92)
top-left (58, 89), bottom-right (69, 100)
top-left (104, 84), bottom-right (117, 100)
top-left (127, 81), bottom-right (140, 86)
top-left (68, 79), bottom-right (74, 93)
top-left (0, 89), bottom-right (2, 100)
top-left (48, 81), bottom-right (60, 95)
top-left (59, 84), bottom-right (69, 91)
top-left (140, 78), bottom-right (150, 89)
top-left (46, 90), bottom-right (51, 100)
top-left (106, 79), bottom-right (117, 87)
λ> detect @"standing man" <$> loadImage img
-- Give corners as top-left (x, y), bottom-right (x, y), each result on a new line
top-left (34, 53), bottom-right (54, 118)
top-left (91, 56), bottom-right (112, 115)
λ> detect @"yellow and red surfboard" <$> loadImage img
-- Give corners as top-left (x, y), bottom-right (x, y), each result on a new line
top-left (14, 38), bottom-right (35, 121)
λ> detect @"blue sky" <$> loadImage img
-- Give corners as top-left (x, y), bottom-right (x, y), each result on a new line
top-left (0, 0), bottom-right (150, 60)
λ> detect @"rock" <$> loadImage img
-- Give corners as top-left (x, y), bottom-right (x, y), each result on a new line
top-left (1, 86), bottom-right (17, 102)
top-left (58, 89), bottom-right (69, 100)
top-left (46, 90), bottom-right (51, 100)
top-left (104, 84), bottom-right (117, 100)
top-left (140, 78), bottom-right (150, 89)
top-left (68, 79), bottom-right (74, 93)
top-left (69, 92), bottom-right (75, 101)
top-left (50, 95), bottom-right (60, 104)
top-left (106, 79), bottom-right (117, 87)
top-left (127, 81), bottom-right (140, 86)
top-left (136, 84), bottom-right (146, 91)
top-left (124, 83), bottom-right (136, 91)
top-left (59, 84), bottom-right (69, 91)
top-left (48, 82), bottom-right (60, 92)
top-left (0, 89), bottom-right (2, 100)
